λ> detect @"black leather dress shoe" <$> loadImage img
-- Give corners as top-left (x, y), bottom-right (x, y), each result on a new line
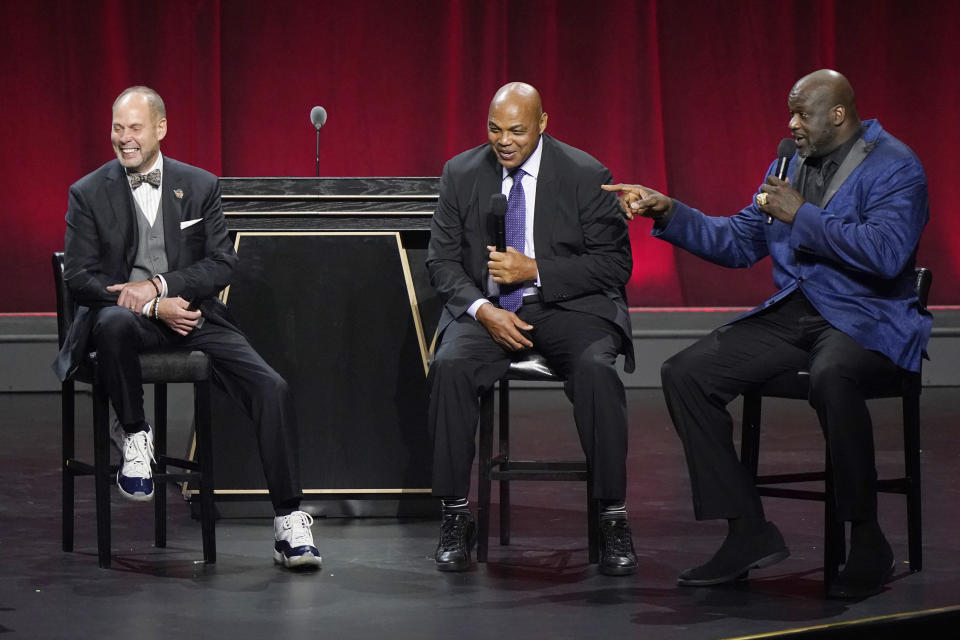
top-left (435, 511), bottom-right (477, 572)
top-left (598, 516), bottom-right (638, 576)
top-left (827, 535), bottom-right (895, 599)
top-left (678, 521), bottom-right (789, 587)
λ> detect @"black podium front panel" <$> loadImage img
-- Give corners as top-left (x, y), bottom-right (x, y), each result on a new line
top-left (181, 178), bottom-right (443, 516)
top-left (204, 231), bottom-right (434, 506)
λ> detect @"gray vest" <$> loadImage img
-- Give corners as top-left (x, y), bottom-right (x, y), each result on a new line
top-left (129, 197), bottom-right (169, 282)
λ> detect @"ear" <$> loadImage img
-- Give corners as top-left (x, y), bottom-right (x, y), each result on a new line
top-left (539, 112), bottom-right (548, 134)
top-left (156, 117), bottom-right (168, 142)
top-left (831, 105), bottom-right (846, 126)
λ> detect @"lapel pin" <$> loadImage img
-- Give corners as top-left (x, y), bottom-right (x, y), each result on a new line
top-left (174, 189), bottom-right (184, 199)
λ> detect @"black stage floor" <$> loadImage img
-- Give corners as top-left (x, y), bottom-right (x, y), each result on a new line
top-left (1, 388), bottom-right (958, 639)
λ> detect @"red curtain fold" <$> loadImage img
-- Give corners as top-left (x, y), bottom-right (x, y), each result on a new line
top-left (1, 0), bottom-right (956, 312)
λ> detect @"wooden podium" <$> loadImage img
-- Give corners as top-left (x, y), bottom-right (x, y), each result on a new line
top-left (190, 178), bottom-right (442, 517)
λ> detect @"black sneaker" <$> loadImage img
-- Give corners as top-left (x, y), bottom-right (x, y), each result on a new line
top-left (435, 511), bottom-right (476, 572)
top-left (598, 515), bottom-right (638, 576)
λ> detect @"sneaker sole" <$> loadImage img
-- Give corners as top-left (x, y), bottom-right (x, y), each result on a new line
top-left (116, 475), bottom-right (154, 502)
top-left (274, 549), bottom-right (322, 570)
top-left (435, 555), bottom-right (474, 572)
top-left (677, 548), bottom-right (790, 587)
top-left (599, 563), bottom-right (638, 577)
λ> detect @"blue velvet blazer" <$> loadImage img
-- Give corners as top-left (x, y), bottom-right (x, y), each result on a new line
top-left (654, 119), bottom-right (931, 371)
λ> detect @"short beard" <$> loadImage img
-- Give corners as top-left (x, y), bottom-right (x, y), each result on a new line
top-left (801, 128), bottom-right (833, 159)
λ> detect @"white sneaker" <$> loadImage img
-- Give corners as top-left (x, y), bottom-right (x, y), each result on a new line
top-left (116, 426), bottom-right (155, 501)
top-left (274, 511), bottom-right (322, 569)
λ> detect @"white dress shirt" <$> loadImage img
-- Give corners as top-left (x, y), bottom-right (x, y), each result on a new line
top-left (129, 152), bottom-right (163, 227)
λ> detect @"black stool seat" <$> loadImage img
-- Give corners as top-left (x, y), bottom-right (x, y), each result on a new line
top-left (73, 349), bottom-right (213, 385)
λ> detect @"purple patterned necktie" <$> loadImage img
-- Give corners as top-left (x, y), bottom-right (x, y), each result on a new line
top-left (498, 168), bottom-right (526, 312)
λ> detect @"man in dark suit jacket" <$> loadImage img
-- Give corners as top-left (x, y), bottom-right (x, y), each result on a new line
top-left (426, 82), bottom-right (637, 574)
top-left (53, 86), bottom-right (320, 570)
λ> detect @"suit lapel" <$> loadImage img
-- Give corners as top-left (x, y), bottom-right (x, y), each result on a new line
top-left (104, 161), bottom-right (137, 270)
top-left (161, 158), bottom-right (182, 268)
top-left (478, 152), bottom-right (501, 220)
top-left (821, 137), bottom-right (870, 208)
top-left (790, 155), bottom-right (803, 183)
top-left (476, 151), bottom-right (501, 283)
top-left (533, 136), bottom-right (558, 255)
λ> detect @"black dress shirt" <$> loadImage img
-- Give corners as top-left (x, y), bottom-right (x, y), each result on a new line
top-left (796, 129), bottom-right (862, 205)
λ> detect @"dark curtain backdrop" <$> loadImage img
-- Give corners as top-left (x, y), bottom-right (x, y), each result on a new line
top-left (2, 0), bottom-right (957, 312)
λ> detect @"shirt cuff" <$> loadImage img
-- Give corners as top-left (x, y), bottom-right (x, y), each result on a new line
top-left (154, 274), bottom-right (168, 298)
top-left (467, 298), bottom-right (492, 319)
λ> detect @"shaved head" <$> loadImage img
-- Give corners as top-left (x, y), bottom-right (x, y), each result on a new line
top-left (487, 82), bottom-right (548, 170)
top-left (789, 69), bottom-right (858, 119)
top-left (490, 82), bottom-right (543, 118)
top-left (788, 69), bottom-right (860, 157)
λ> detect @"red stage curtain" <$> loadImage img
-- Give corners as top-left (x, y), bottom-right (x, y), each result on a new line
top-left (1, 0), bottom-right (957, 312)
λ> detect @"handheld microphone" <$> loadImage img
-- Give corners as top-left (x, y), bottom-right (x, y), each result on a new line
top-left (766, 137), bottom-right (797, 224)
top-left (491, 193), bottom-right (507, 252)
top-left (310, 106), bottom-right (327, 177)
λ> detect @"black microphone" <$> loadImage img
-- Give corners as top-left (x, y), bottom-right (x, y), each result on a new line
top-left (766, 137), bottom-right (797, 224)
top-left (490, 193), bottom-right (507, 252)
top-left (310, 106), bottom-right (327, 177)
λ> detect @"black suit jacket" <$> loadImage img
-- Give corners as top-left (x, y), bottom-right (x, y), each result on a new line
top-left (53, 156), bottom-right (239, 381)
top-left (427, 134), bottom-right (635, 371)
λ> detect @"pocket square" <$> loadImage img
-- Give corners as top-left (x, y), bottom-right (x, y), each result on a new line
top-left (180, 218), bottom-right (203, 229)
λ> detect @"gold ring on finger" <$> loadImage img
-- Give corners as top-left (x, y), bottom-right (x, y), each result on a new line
top-left (755, 192), bottom-right (768, 206)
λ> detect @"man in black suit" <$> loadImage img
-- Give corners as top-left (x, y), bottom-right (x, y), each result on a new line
top-left (53, 86), bottom-right (320, 569)
top-left (426, 82), bottom-right (637, 574)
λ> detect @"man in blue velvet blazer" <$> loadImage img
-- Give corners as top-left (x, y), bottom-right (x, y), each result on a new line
top-left (604, 69), bottom-right (930, 599)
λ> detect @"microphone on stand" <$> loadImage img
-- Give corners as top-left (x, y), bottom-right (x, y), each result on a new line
top-left (310, 106), bottom-right (328, 177)
top-left (490, 193), bottom-right (507, 252)
top-left (766, 137), bottom-right (797, 224)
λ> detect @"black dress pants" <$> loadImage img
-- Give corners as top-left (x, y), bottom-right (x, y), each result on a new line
top-left (90, 306), bottom-right (301, 510)
top-left (428, 300), bottom-right (629, 501)
top-left (660, 290), bottom-right (902, 523)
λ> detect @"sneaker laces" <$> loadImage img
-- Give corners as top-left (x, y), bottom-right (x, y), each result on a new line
top-left (602, 519), bottom-right (635, 554)
top-left (438, 514), bottom-right (469, 552)
top-left (121, 430), bottom-right (155, 475)
top-left (280, 511), bottom-right (315, 547)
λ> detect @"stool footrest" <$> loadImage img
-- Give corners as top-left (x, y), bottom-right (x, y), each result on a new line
top-left (491, 460), bottom-right (589, 482)
top-left (757, 487), bottom-right (827, 500)
top-left (755, 471), bottom-right (827, 484)
top-left (491, 471), bottom-right (588, 481)
top-left (154, 472), bottom-right (202, 483)
top-left (156, 455), bottom-right (200, 471)
top-left (498, 460), bottom-right (587, 470)
top-left (64, 459), bottom-right (96, 475)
